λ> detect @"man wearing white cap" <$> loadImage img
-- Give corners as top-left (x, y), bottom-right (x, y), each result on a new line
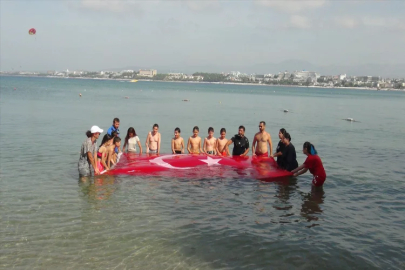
top-left (78, 126), bottom-right (103, 177)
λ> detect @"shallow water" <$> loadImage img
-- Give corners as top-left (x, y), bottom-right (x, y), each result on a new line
top-left (1, 76), bottom-right (405, 269)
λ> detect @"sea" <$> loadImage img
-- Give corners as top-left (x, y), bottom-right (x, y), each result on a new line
top-left (1, 76), bottom-right (404, 270)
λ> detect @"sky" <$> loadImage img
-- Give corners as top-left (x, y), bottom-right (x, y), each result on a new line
top-left (1, 0), bottom-right (404, 76)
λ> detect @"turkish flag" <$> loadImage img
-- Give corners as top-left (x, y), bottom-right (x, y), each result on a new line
top-left (104, 154), bottom-right (292, 181)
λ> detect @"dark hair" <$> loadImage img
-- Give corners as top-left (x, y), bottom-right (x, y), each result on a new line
top-left (153, 124), bottom-right (159, 129)
top-left (86, 130), bottom-right (92, 138)
top-left (284, 132), bottom-right (291, 142)
top-left (113, 118), bottom-right (120, 123)
top-left (125, 127), bottom-right (137, 145)
top-left (175, 127), bottom-right (181, 133)
top-left (114, 137), bottom-right (121, 144)
top-left (239, 125), bottom-right (245, 131)
top-left (260, 121), bottom-right (266, 126)
top-left (303, 141), bottom-right (318, 155)
top-left (208, 127), bottom-right (214, 133)
top-left (100, 134), bottom-right (113, 147)
top-left (220, 128), bottom-right (226, 133)
top-left (111, 131), bottom-right (118, 137)
top-left (193, 126), bottom-right (199, 132)
top-left (279, 128), bottom-right (286, 135)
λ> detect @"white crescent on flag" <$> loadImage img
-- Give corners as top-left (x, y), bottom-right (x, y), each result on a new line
top-left (149, 155), bottom-right (222, 170)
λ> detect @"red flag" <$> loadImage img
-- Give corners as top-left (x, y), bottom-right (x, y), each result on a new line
top-left (105, 154), bottom-right (292, 181)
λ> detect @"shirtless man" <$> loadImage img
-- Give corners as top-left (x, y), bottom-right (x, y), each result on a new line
top-left (252, 121), bottom-right (273, 157)
top-left (145, 124), bottom-right (161, 154)
top-left (203, 127), bottom-right (217, 155)
top-left (187, 126), bottom-right (203, 154)
top-left (215, 128), bottom-right (229, 156)
top-left (171, 127), bottom-right (185, 154)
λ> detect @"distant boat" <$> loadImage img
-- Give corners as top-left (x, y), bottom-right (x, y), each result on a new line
top-left (343, 118), bottom-right (359, 122)
top-left (130, 80), bottom-right (138, 83)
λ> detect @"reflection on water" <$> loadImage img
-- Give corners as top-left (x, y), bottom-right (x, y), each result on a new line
top-left (301, 186), bottom-right (325, 224)
top-left (79, 175), bottom-right (118, 205)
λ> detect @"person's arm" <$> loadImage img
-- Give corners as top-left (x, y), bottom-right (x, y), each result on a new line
top-left (187, 138), bottom-right (191, 153)
top-left (268, 134), bottom-right (273, 157)
top-left (122, 140), bottom-right (127, 153)
top-left (291, 164), bottom-right (305, 174)
top-left (252, 135), bottom-right (257, 155)
top-left (215, 139), bottom-right (220, 156)
top-left (203, 138), bottom-right (208, 154)
top-left (213, 139), bottom-right (217, 155)
top-left (109, 146), bottom-right (115, 165)
top-left (158, 133), bottom-right (161, 154)
top-left (87, 152), bottom-right (100, 175)
top-left (241, 138), bottom-right (250, 156)
top-left (273, 151), bottom-right (282, 158)
top-left (171, 139), bottom-right (175, 154)
top-left (181, 139), bottom-right (185, 154)
top-left (137, 139), bottom-right (143, 154)
top-left (145, 133), bottom-right (150, 153)
top-left (199, 138), bottom-right (204, 154)
top-left (225, 139), bottom-right (233, 156)
top-left (293, 167), bottom-right (308, 177)
top-left (101, 150), bottom-right (109, 170)
top-left (241, 148), bottom-right (249, 156)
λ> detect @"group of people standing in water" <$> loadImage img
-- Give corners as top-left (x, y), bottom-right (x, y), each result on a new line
top-left (78, 118), bottom-right (326, 186)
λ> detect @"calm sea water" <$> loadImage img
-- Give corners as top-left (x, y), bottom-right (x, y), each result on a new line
top-left (1, 76), bottom-right (405, 269)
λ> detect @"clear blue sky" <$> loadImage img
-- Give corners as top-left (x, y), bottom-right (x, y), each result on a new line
top-left (1, 0), bottom-right (404, 74)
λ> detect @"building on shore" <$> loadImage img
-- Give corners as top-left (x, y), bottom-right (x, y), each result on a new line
top-left (138, 69), bottom-right (157, 77)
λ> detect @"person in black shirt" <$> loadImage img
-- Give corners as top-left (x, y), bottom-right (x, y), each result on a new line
top-left (272, 128), bottom-right (287, 167)
top-left (225, 125), bottom-right (250, 156)
top-left (281, 132), bottom-right (298, 172)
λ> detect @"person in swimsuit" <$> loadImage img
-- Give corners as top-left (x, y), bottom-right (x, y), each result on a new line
top-left (215, 128), bottom-right (229, 156)
top-left (123, 127), bottom-right (142, 154)
top-left (280, 132), bottom-right (298, 172)
top-left (78, 126), bottom-right (103, 177)
top-left (291, 142), bottom-right (327, 187)
top-left (203, 127), bottom-right (217, 155)
top-left (187, 126), bottom-right (203, 154)
top-left (273, 128), bottom-right (287, 167)
top-left (145, 124), bottom-right (161, 155)
top-left (171, 127), bottom-right (185, 154)
top-left (97, 134), bottom-right (114, 171)
top-left (252, 121), bottom-right (273, 158)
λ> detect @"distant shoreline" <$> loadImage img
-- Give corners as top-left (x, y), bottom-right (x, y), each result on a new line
top-left (1, 74), bottom-right (404, 92)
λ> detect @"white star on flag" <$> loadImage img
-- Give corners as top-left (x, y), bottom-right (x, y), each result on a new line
top-left (200, 156), bottom-right (222, 166)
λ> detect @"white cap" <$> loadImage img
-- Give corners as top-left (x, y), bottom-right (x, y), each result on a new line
top-left (90, 125), bottom-right (103, 134)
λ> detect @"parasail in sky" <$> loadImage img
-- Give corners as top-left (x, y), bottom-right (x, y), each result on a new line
top-left (28, 28), bottom-right (36, 35)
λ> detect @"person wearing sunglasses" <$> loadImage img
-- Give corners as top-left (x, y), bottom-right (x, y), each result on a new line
top-left (252, 121), bottom-right (273, 158)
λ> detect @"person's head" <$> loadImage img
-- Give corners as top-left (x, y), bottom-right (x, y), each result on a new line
top-left (174, 127), bottom-right (181, 138)
top-left (193, 126), bottom-right (199, 137)
top-left (152, 124), bottom-right (159, 134)
top-left (125, 127), bottom-right (137, 144)
top-left (100, 133), bottom-right (113, 147)
top-left (259, 121), bottom-right (266, 132)
top-left (88, 126), bottom-right (103, 139)
top-left (279, 128), bottom-right (286, 140)
top-left (113, 118), bottom-right (120, 129)
top-left (220, 128), bottom-right (226, 139)
top-left (114, 137), bottom-right (121, 148)
top-left (283, 132), bottom-right (291, 145)
top-left (303, 141), bottom-right (317, 155)
top-left (208, 127), bottom-right (214, 137)
top-left (111, 131), bottom-right (118, 137)
top-left (238, 125), bottom-right (245, 136)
